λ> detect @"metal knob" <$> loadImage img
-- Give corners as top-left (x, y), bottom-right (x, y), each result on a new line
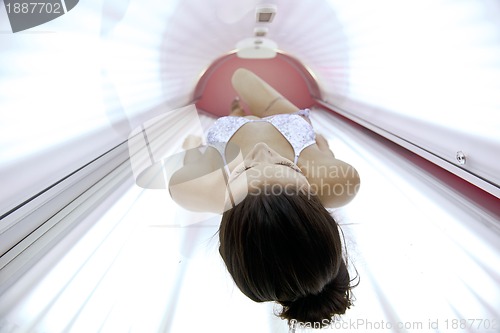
top-left (456, 151), bottom-right (467, 165)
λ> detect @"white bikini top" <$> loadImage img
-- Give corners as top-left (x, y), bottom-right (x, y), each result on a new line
top-left (206, 109), bottom-right (316, 166)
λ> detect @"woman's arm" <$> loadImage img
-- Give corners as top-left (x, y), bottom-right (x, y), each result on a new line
top-left (182, 135), bottom-right (203, 164)
top-left (168, 135), bottom-right (228, 213)
top-left (169, 165), bottom-right (228, 213)
top-left (315, 133), bottom-right (335, 158)
top-left (305, 153), bottom-right (360, 208)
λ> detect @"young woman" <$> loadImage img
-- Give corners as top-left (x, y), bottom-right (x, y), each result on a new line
top-left (169, 68), bottom-right (360, 327)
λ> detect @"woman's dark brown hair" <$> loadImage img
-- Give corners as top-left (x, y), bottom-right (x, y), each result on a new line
top-left (219, 187), bottom-right (355, 326)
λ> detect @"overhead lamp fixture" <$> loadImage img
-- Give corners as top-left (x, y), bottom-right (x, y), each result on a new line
top-left (256, 4), bottom-right (277, 23)
top-left (236, 37), bottom-right (278, 59)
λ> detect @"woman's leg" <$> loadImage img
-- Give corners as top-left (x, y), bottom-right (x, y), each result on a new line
top-left (231, 68), bottom-right (299, 117)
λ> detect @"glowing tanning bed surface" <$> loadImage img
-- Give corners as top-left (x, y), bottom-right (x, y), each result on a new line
top-left (1, 108), bottom-right (498, 333)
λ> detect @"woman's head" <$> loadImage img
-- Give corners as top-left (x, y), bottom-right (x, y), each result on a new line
top-left (219, 187), bottom-right (354, 326)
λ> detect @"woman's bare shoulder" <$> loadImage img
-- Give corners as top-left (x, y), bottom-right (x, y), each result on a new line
top-left (169, 148), bottom-right (220, 184)
top-left (301, 149), bottom-right (361, 208)
top-left (168, 147), bottom-right (228, 213)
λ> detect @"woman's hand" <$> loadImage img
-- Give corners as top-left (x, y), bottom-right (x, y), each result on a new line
top-left (182, 134), bottom-right (203, 150)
